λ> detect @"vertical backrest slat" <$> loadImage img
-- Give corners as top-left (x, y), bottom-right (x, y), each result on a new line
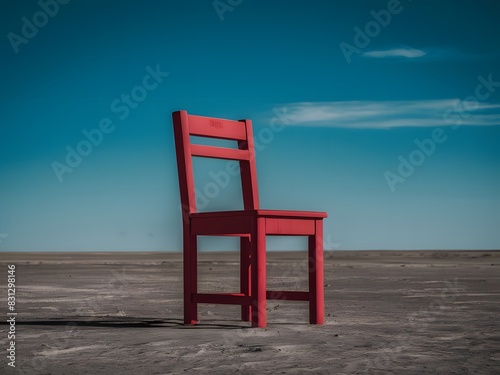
top-left (172, 110), bottom-right (260, 215)
top-left (173, 111), bottom-right (197, 220)
top-left (238, 119), bottom-right (259, 210)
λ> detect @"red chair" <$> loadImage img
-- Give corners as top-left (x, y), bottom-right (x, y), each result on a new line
top-left (172, 110), bottom-right (327, 328)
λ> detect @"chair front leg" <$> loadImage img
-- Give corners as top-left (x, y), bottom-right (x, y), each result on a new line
top-left (308, 219), bottom-right (324, 324)
top-left (251, 217), bottom-right (267, 328)
top-left (184, 232), bottom-right (198, 324)
top-left (240, 236), bottom-right (252, 321)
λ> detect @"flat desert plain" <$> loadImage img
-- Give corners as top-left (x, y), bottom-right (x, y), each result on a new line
top-left (0, 251), bottom-right (499, 374)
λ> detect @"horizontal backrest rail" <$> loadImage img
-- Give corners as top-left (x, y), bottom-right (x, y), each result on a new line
top-left (190, 144), bottom-right (250, 160)
top-left (188, 114), bottom-right (247, 141)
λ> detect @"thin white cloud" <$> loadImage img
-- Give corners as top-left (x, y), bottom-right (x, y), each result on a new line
top-left (363, 48), bottom-right (427, 59)
top-left (274, 100), bottom-right (500, 128)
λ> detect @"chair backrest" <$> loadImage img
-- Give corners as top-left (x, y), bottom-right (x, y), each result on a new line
top-left (172, 110), bottom-right (259, 221)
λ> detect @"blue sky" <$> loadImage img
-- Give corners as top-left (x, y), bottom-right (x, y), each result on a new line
top-left (0, 0), bottom-right (499, 251)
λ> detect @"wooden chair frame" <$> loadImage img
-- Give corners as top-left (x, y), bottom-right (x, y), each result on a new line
top-left (173, 110), bottom-right (327, 328)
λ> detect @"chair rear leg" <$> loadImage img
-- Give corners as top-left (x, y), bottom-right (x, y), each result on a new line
top-left (240, 236), bottom-right (252, 321)
top-left (184, 233), bottom-right (198, 324)
top-left (308, 220), bottom-right (324, 325)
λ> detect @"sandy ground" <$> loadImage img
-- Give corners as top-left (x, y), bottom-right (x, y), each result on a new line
top-left (0, 250), bottom-right (499, 374)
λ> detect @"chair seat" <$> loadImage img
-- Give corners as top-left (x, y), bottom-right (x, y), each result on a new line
top-left (191, 209), bottom-right (327, 219)
top-left (190, 209), bottom-right (326, 236)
